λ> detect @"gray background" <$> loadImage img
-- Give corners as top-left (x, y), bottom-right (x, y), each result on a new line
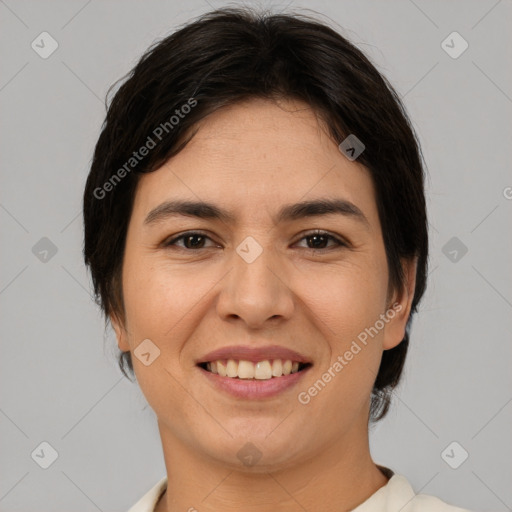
top-left (0, 0), bottom-right (511, 510)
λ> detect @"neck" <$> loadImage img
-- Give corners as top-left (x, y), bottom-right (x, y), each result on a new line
top-left (155, 416), bottom-right (388, 512)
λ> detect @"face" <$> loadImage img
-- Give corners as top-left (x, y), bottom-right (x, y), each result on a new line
top-left (112, 97), bottom-right (415, 471)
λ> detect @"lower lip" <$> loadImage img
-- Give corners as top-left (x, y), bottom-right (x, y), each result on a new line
top-left (198, 365), bottom-right (312, 399)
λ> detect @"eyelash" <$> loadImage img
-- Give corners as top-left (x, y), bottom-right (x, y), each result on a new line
top-left (162, 229), bottom-right (347, 252)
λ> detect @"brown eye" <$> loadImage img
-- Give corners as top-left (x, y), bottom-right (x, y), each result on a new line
top-left (164, 231), bottom-right (216, 250)
top-left (296, 230), bottom-right (346, 250)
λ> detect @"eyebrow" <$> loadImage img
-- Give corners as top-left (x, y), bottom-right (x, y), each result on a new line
top-left (143, 198), bottom-right (370, 229)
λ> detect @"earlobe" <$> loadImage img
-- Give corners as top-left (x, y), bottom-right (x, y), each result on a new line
top-left (382, 257), bottom-right (418, 350)
top-left (110, 312), bottom-right (130, 352)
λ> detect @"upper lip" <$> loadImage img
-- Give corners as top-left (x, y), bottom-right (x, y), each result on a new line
top-left (196, 345), bottom-right (312, 364)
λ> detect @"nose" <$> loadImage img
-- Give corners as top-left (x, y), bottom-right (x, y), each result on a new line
top-left (216, 239), bottom-right (295, 329)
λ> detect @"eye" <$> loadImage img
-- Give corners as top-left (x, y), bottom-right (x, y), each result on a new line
top-left (294, 230), bottom-right (346, 251)
top-left (162, 229), bottom-right (347, 251)
top-left (163, 231), bottom-right (218, 250)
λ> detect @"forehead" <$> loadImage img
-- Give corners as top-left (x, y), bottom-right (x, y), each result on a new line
top-left (131, 98), bottom-right (378, 227)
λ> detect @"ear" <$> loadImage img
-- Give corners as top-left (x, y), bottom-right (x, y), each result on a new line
top-left (110, 312), bottom-right (130, 352)
top-left (382, 257), bottom-right (418, 350)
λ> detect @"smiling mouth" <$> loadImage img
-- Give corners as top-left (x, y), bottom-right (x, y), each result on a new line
top-left (197, 359), bottom-right (312, 380)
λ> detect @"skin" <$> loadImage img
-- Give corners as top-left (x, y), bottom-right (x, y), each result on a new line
top-left (111, 97), bottom-right (417, 512)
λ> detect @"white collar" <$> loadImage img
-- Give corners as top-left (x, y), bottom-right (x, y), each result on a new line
top-left (127, 467), bottom-right (470, 511)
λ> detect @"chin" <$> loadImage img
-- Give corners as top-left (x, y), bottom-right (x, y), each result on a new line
top-left (198, 425), bottom-right (310, 472)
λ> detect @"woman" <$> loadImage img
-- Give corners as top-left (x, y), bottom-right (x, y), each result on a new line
top-left (83, 7), bottom-right (471, 512)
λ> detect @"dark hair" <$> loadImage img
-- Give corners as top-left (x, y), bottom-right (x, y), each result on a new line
top-left (83, 7), bottom-right (428, 422)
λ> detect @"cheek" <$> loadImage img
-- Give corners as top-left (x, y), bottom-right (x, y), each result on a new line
top-left (297, 258), bottom-right (388, 341)
top-left (300, 266), bottom-right (386, 419)
top-left (122, 254), bottom-right (212, 340)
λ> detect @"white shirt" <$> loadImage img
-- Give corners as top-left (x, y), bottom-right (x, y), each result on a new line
top-left (127, 467), bottom-right (471, 512)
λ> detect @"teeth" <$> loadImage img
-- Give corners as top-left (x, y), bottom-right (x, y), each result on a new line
top-left (226, 359), bottom-right (238, 378)
top-left (254, 360), bottom-right (272, 379)
top-left (203, 359), bottom-right (306, 380)
top-left (217, 360), bottom-right (227, 377)
top-left (238, 360), bottom-right (255, 379)
top-left (271, 359), bottom-right (282, 377)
